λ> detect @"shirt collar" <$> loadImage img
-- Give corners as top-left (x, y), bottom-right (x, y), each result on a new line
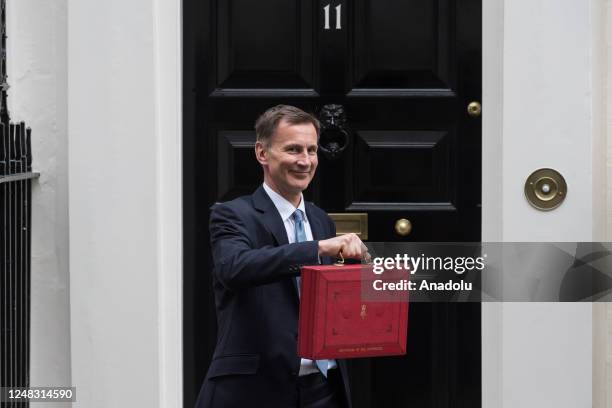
top-left (262, 183), bottom-right (307, 222)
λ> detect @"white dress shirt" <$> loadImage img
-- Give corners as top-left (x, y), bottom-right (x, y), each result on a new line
top-left (262, 183), bottom-right (337, 376)
top-left (262, 182), bottom-right (315, 245)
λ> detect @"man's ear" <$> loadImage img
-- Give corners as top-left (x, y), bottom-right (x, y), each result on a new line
top-left (255, 141), bottom-right (267, 166)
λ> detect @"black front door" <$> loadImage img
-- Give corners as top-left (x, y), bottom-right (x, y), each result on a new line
top-left (184, 1), bottom-right (482, 406)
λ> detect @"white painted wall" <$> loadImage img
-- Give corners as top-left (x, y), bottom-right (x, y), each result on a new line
top-left (7, 1), bottom-right (71, 405)
top-left (607, 1), bottom-right (612, 236)
top-left (67, 0), bottom-right (182, 407)
top-left (483, 0), bottom-right (604, 407)
top-left (598, 1), bottom-right (612, 407)
top-left (608, 0), bottom-right (612, 407)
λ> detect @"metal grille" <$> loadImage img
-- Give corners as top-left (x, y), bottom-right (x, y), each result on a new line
top-left (0, 1), bottom-right (39, 406)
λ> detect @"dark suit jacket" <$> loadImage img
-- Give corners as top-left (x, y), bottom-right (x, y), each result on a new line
top-left (195, 186), bottom-right (352, 408)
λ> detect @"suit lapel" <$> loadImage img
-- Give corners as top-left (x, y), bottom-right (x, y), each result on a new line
top-left (252, 186), bottom-right (289, 246)
top-left (305, 203), bottom-right (333, 265)
top-left (305, 203), bottom-right (324, 240)
top-left (252, 187), bottom-right (333, 298)
top-left (252, 186), bottom-right (299, 301)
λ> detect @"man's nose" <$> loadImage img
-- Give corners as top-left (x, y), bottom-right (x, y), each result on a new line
top-left (296, 151), bottom-right (312, 166)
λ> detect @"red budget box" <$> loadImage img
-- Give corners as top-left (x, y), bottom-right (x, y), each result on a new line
top-left (297, 264), bottom-right (409, 359)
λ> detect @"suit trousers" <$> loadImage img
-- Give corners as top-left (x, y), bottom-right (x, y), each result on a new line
top-left (297, 369), bottom-right (346, 408)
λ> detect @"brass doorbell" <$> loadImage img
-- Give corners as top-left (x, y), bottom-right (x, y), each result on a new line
top-left (524, 168), bottom-right (567, 211)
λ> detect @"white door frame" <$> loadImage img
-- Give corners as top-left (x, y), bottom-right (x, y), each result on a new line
top-left (482, 1), bottom-right (604, 407)
top-left (154, 0), bottom-right (183, 406)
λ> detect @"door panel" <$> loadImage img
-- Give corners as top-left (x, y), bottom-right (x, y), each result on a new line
top-left (352, 0), bottom-right (454, 90)
top-left (184, 0), bottom-right (482, 406)
top-left (216, 0), bottom-right (316, 90)
top-left (217, 131), bottom-right (261, 201)
top-left (351, 130), bottom-right (454, 206)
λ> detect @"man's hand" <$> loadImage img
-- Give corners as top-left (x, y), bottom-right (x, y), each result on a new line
top-left (318, 233), bottom-right (370, 261)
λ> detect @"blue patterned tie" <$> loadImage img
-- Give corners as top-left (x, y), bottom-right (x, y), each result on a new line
top-left (292, 209), bottom-right (330, 378)
top-left (293, 209), bottom-right (308, 246)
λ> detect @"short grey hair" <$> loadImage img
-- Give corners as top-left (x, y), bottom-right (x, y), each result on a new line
top-left (255, 105), bottom-right (320, 147)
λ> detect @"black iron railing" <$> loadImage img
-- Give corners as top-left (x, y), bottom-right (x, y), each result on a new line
top-left (0, 1), bottom-right (39, 406)
top-left (1, 123), bottom-right (37, 408)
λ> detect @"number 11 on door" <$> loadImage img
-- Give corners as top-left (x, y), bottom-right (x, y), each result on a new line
top-left (323, 3), bottom-right (342, 30)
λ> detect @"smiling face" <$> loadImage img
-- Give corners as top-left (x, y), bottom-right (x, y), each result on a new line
top-left (255, 119), bottom-right (319, 206)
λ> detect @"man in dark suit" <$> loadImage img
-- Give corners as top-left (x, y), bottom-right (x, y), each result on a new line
top-left (195, 105), bottom-right (368, 408)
